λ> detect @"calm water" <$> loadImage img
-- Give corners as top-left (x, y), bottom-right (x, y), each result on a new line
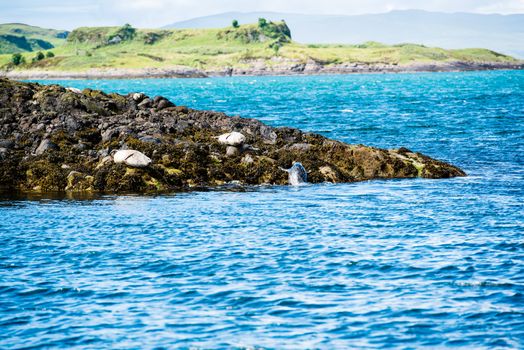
top-left (1, 71), bottom-right (523, 349)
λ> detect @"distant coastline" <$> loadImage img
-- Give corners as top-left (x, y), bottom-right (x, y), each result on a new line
top-left (2, 61), bottom-right (523, 80)
top-left (2, 21), bottom-right (523, 80)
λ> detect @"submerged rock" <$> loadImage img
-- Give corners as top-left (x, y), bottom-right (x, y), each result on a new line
top-left (0, 78), bottom-right (466, 193)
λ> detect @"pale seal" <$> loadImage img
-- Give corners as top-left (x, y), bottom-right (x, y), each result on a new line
top-left (218, 132), bottom-right (246, 146)
top-left (113, 150), bottom-right (152, 168)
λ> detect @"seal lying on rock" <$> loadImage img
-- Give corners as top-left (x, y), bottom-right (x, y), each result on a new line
top-left (218, 132), bottom-right (246, 146)
top-left (281, 162), bottom-right (308, 185)
top-left (113, 150), bottom-right (152, 168)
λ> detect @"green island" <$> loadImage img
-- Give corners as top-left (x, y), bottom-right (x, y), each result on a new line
top-left (0, 20), bottom-right (522, 79)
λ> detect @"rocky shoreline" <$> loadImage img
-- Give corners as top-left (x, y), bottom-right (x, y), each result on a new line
top-left (1, 60), bottom-right (523, 80)
top-left (0, 78), bottom-right (465, 194)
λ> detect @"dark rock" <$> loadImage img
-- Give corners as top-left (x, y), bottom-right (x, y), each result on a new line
top-left (157, 99), bottom-right (174, 110)
top-left (65, 117), bottom-right (80, 132)
top-left (0, 139), bottom-right (14, 149)
top-left (153, 96), bottom-right (164, 104)
top-left (35, 139), bottom-right (58, 155)
top-left (97, 148), bottom-right (110, 158)
top-left (173, 106), bottom-right (188, 114)
top-left (101, 128), bottom-right (117, 143)
top-left (138, 98), bottom-right (152, 109)
top-left (240, 144), bottom-right (259, 153)
top-left (66, 171), bottom-right (94, 192)
top-left (139, 136), bottom-right (162, 144)
top-left (72, 143), bottom-right (88, 152)
top-left (226, 146), bottom-right (240, 157)
top-left (288, 143), bottom-right (311, 152)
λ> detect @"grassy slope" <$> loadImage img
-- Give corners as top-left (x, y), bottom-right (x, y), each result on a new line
top-left (0, 22), bottom-right (518, 71)
top-left (0, 23), bottom-right (68, 54)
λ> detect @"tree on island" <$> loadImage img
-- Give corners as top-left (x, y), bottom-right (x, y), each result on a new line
top-left (11, 53), bottom-right (25, 66)
top-left (33, 51), bottom-right (45, 62)
top-left (232, 19), bottom-right (239, 28)
top-left (107, 23), bottom-right (137, 45)
top-left (118, 23), bottom-right (136, 40)
top-left (258, 18), bottom-right (267, 28)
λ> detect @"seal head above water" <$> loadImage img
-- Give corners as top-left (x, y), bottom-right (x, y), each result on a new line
top-left (281, 162), bottom-right (308, 186)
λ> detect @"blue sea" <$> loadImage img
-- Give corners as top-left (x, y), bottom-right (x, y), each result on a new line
top-left (1, 71), bottom-right (523, 349)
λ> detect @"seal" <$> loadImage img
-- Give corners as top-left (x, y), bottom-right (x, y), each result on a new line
top-left (113, 150), bottom-right (152, 168)
top-left (281, 162), bottom-right (308, 185)
top-left (217, 132), bottom-right (246, 146)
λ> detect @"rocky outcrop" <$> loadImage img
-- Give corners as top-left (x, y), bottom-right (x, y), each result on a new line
top-left (0, 78), bottom-right (465, 193)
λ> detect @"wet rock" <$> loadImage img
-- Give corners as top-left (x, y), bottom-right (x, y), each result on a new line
top-left (102, 128), bottom-right (117, 143)
top-left (65, 117), bottom-right (80, 132)
top-left (319, 165), bottom-right (338, 183)
top-left (97, 148), bottom-right (110, 158)
top-left (174, 106), bottom-right (188, 114)
top-left (241, 154), bottom-right (254, 164)
top-left (66, 171), bottom-right (95, 192)
top-left (259, 125), bottom-right (278, 144)
top-left (288, 143), bottom-right (311, 152)
top-left (139, 136), bottom-right (162, 144)
top-left (226, 146), bottom-right (240, 157)
top-left (0, 139), bottom-right (14, 149)
top-left (138, 98), bottom-right (152, 109)
top-left (96, 155), bottom-right (113, 169)
top-left (157, 99), bottom-right (174, 110)
top-left (72, 143), bottom-right (88, 152)
top-left (240, 144), bottom-right (259, 153)
top-left (153, 96), bottom-right (164, 104)
top-left (35, 139), bottom-right (58, 155)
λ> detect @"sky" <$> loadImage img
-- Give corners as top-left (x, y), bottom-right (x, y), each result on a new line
top-left (1, 0), bottom-right (524, 29)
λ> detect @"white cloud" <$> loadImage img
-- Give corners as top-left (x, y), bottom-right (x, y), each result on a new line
top-left (18, 5), bottom-right (100, 14)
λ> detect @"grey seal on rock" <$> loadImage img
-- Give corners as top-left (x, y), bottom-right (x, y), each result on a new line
top-left (280, 162), bottom-right (308, 185)
top-left (217, 132), bottom-right (246, 146)
top-left (113, 150), bottom-right (152, 168)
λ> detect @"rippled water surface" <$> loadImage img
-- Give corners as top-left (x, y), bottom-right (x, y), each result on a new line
top-left (1, 71), bottom-right (523, 349)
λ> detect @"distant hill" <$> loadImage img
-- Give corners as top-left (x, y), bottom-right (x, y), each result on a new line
top-left (0, 23), bottom-right (69, 54)
top-left (164, 10), bottom-right (524, 58)
top-left (1, 21), bottom-right (521, 78)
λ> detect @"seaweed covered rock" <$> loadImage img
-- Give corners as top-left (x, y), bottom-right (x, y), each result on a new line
top-left (0, 78), bottom-right (466, 193)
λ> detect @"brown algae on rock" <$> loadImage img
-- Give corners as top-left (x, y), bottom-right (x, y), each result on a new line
top-left (0, 78), bottom-right (466, 194)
